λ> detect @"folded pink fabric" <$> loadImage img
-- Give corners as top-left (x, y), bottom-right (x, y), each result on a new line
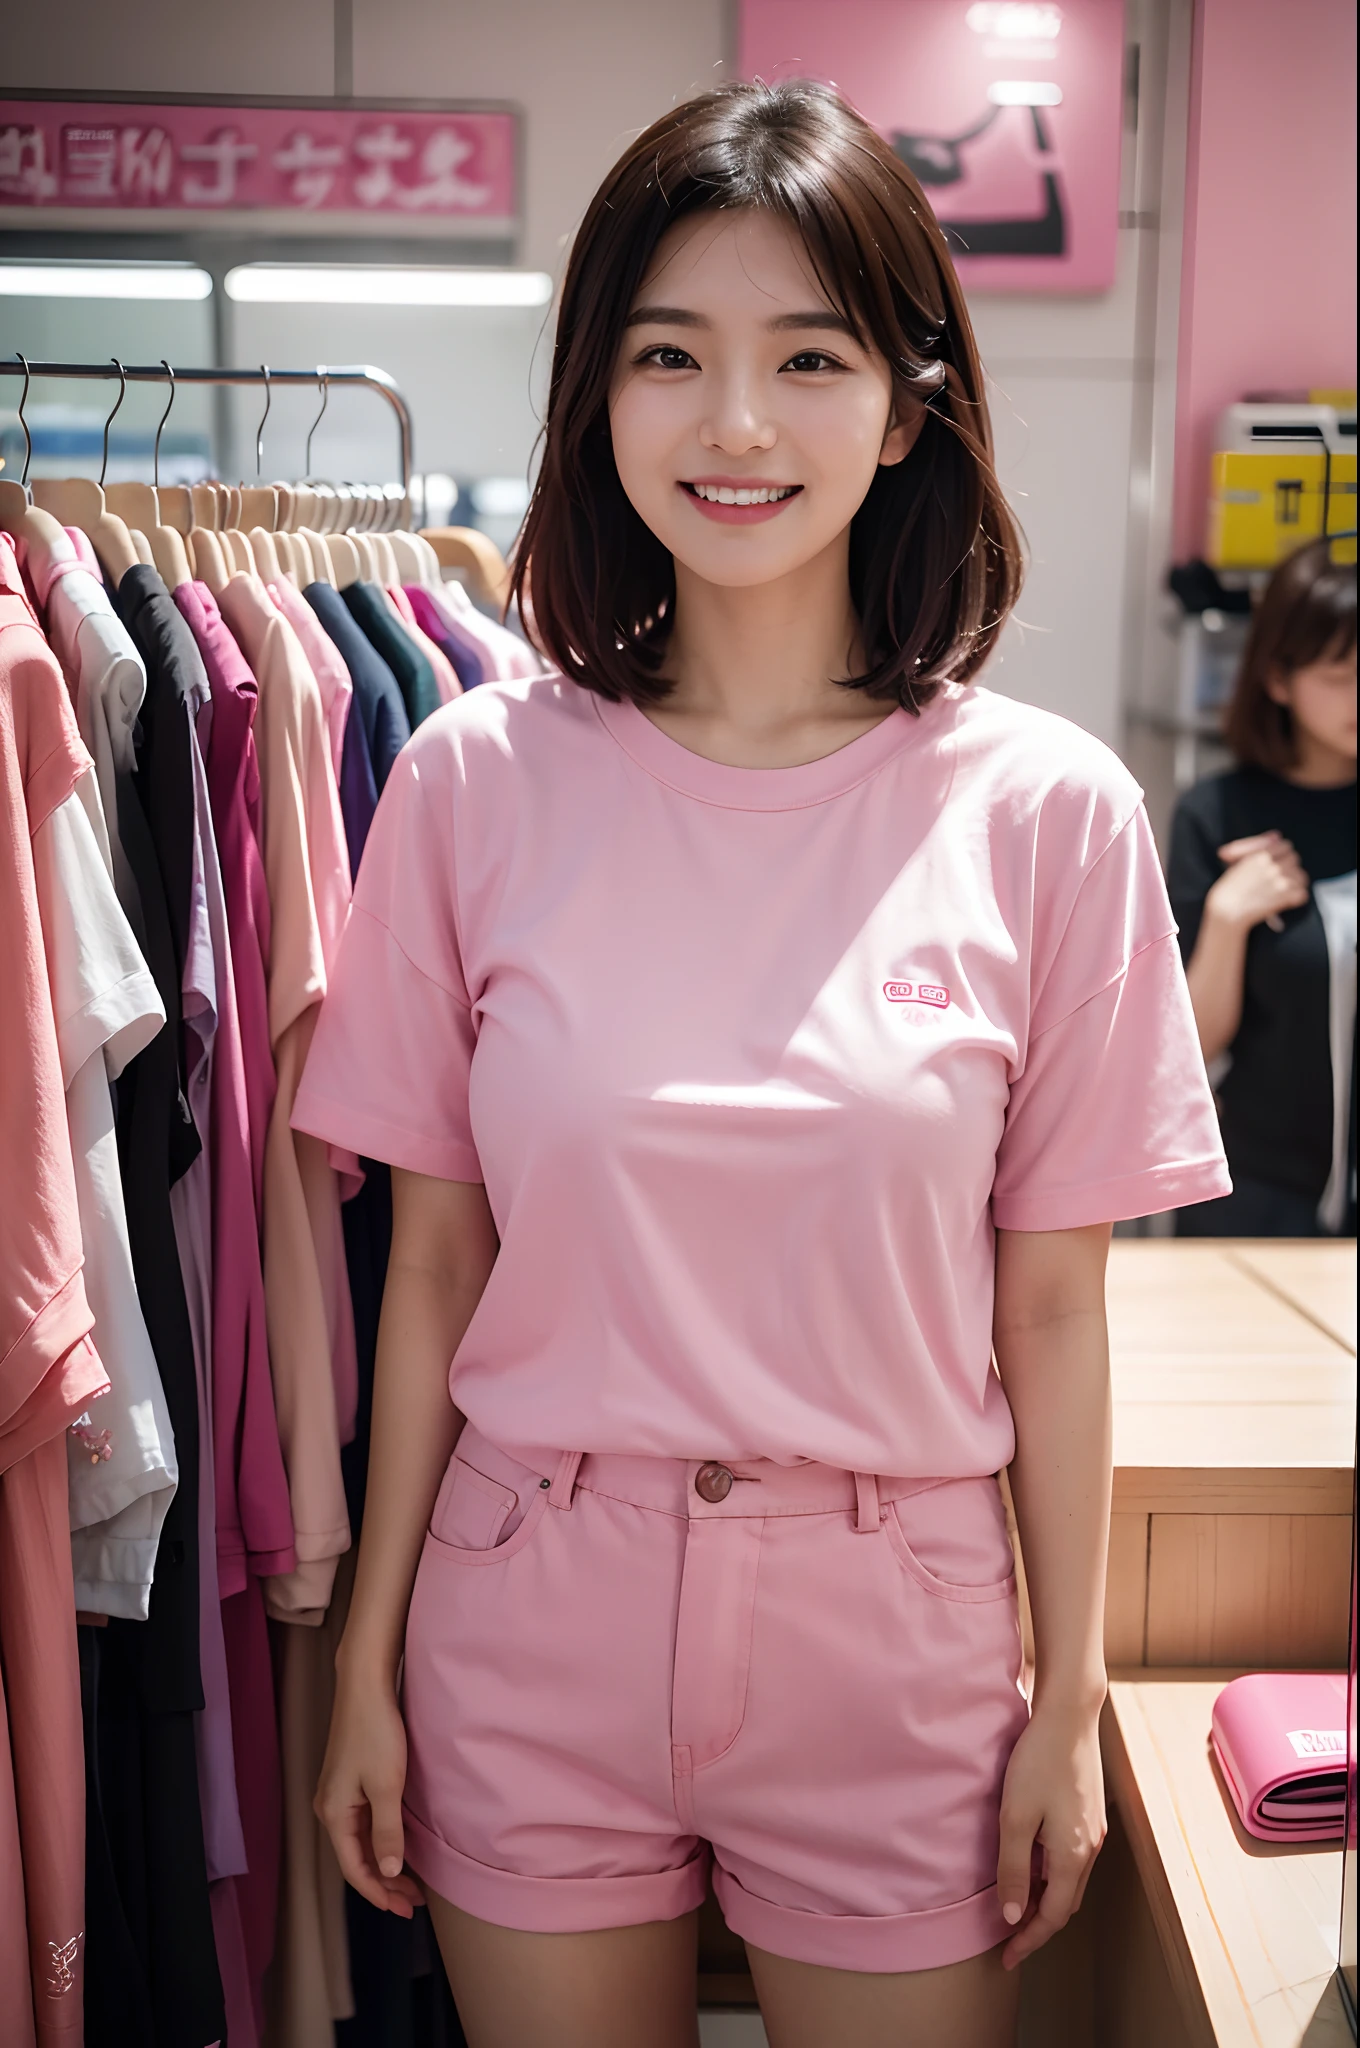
top-left (1211, 1671), bottom-right (1348, 1841)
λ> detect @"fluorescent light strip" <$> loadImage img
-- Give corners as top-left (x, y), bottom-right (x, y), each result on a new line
top-left (987, 80), bottom-right (1063, 105)
top-left (224, 265), bottom-right (553, 307)
top-left (0, 263), bottom-right (213, 300)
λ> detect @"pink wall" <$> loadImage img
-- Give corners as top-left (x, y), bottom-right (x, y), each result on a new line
top-left (1172, 0), bottom-right (1358, 562)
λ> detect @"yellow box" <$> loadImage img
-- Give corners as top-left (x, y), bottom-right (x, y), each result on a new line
top-left (1207, 449), bottom-right (1356, 569)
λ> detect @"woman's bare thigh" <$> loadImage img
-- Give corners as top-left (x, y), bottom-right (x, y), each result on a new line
top-left (747, 1938), bottom-right (1019, 2048)
top-left (423, 1889), bottom-right (701, 2048)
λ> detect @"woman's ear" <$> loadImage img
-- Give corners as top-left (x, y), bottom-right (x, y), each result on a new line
top-left (879, 399), bottom-right (929, 469)
top-left (1264, 665), bottom-right (1294, 707)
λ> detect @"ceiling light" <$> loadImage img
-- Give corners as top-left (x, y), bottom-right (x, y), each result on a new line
top-left (224, 266), bottom-right (553, 307)
top-left (987, 80), bottom-right (1064, 105)
top-left (967, 5), bottom-right (1063, 38)
top-left (0, 262), bottom-right (213, 299)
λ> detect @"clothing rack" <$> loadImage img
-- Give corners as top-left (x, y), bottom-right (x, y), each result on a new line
top-left (0, 359), bottom-right (414, 496)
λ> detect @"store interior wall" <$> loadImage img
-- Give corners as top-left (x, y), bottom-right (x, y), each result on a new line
top-left (6, 0), bottom-right (1198, 753)
top-left (1171, 0), bottom-right (1359, 563)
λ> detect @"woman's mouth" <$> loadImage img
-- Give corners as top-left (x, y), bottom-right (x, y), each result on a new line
top-left (679, 480), bottom-right (803, 524)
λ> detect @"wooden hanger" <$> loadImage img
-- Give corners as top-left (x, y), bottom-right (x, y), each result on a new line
top-left (238, 485), bottom-right (278, 533)
top-left (420, 526), bottom-right (511, 610)
top-left (368, 532), bottom-right (399, 588)
top-left (190, 527), bottom-right (230, 596)
top-left (105, 479), bottom-right (193, 589)
top-left (249, 526), bottom-right (286, 585)
top-left (328, 534), bottom-right (362, 589)
top-left (298, 529), bottom-right (338, 586)
top-left (190, 483), bottom-right (220, 530)
top-left (350, 532), bottom-right (380, 582)
top-left (158, 484), bottom-right (194, 535)
top-left (32, 477), bottom-right (140, 585)
top-left (223, 528), bottom-right (253, 575)
top-left (129, 529), bottom-right (155, 567)
top-left (0, 491), bottom-right (71, 592)
top-left (387, 531), bottom-right (425, 585)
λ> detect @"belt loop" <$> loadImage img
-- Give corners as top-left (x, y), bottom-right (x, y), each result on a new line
top-left (549, 1450), bottom-right (583, 1511)
top-left (853, 1471), bottom-right (881, 1534)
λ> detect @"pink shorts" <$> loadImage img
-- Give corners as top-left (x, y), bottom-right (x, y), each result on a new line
top-left (401, 1426), bottom-right (1028, 1973)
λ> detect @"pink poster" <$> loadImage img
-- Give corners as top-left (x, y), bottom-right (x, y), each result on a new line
top-left (739, 1), bottom-right (1125, 293)
top-left (0, 99), bottom-right (516, 232)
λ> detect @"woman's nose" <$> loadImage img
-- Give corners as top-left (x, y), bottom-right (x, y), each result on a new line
top-left (699, 375), bottom-right (777, 454)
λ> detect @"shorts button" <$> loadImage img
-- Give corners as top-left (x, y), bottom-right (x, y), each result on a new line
top-left (695, 1461), bottom-right (734, 1504)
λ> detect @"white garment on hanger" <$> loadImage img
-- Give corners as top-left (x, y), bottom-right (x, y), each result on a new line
top-left (31, 773), bottom-right (178, 1618)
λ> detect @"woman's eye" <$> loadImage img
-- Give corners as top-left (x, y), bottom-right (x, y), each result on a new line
top-left (640, 345), bottom-right (697, 371)
top-left (782, 351), bottom-right (841, 374)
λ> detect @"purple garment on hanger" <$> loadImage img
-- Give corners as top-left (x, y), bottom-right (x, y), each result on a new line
top-left (403, 583), bottom-right (488, 690)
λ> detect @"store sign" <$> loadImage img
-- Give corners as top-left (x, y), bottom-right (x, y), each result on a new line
top-left (739, 1), bottom-right (1124, 292)
top-left (0, 99), bottom-right (516, 233)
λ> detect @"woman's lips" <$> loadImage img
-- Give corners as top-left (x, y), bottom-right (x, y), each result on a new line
top-left (678, 481), bottom-right (803, 525)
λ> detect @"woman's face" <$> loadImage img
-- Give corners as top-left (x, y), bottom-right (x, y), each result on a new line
top-left (1269, 643), bottom-right (1358, 766)
top-left (609, 209), bottom-right (920, 591)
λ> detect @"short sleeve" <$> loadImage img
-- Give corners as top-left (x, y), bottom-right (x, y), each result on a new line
top-left (1165, 782), bottom-right (1225, 963)
top-left (292, 727), bottom-right (481, 1181)
top-left (991, 806), bottom-right (1231, 1230)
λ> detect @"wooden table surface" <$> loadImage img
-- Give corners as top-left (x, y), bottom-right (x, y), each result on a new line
top-left (1106, 1241), bottom-right (1356, 1515)
top-left (1103, 1672), bottom-right (1351, 2048)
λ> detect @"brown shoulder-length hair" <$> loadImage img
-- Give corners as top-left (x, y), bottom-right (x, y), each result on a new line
top-left (1224, 539), bottom-right (1358, 771)
top-left (510, 79), bottom-right (1023, 710)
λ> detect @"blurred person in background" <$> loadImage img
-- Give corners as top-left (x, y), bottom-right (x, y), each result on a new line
top-left (1170, 539), bottom-right (1357, 1236)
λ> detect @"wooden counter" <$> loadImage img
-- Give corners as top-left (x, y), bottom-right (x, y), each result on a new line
top-left (1099, 1672), bottom-right (1350, 2048)
top-left (1100, 1242), bottom-right (1355, 1672)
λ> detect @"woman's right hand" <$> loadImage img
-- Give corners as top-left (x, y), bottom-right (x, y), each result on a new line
top-left (314, 1670), bottom-right (424, 1917)
top-left (1206, 832), bottom-right (1311, 932)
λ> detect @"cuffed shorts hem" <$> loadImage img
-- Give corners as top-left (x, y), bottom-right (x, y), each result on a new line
top-left (714, 1866), bottom-right (1010, 1974)
top-left (403, 1806), bottom-right (712, 1934)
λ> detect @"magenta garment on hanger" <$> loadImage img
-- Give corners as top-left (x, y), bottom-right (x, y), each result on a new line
top-left (173, 583), bottom-right (295, 1592)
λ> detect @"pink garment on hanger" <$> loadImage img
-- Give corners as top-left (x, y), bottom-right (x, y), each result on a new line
top-left (419, 578), bottom-right (541, 681)
top-left (173, 581), bottom-right (294, 1597)
top-left (216, 574), bottom-right (355, 1626)
top-left (267, 580), bottom-right (352, 785)
top-left (0, 534), bottom-right (107, 2046)
top-left (385, 584), bottom-right (461, 703)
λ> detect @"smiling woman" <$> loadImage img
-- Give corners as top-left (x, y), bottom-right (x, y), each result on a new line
top-left (513, 78), bottom-right (1023, 711)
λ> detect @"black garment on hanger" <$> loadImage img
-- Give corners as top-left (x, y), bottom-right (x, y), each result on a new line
top-left (82, 563), bottom-right (225, 2048)
top-left (339, 580), bottom-right (442, 730)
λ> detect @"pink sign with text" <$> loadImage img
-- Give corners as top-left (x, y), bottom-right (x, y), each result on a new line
top-left (739, 1), bottom-right (1124, 292)
top-left (0, 99), bottom-right (516, 227)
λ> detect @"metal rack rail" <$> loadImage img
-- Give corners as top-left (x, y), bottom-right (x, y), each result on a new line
top-left (0, 358), bottom-right (413, 491)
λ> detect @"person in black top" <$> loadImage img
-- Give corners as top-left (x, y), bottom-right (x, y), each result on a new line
top-left (1168, 539), bottom-right (1357, 1236)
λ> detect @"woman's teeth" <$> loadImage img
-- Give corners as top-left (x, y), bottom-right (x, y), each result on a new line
top-left (689, 483), bottom-right (797, 505)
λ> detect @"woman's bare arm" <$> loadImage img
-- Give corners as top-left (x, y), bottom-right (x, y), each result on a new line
top-left (991, 1221), bottom-right (1113, 1968)
top-left (316, 1167), bottom-right (499, 1914)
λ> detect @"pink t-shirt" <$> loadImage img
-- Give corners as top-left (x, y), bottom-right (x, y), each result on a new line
top-left (293, 675), bottom-right (1230, 1478)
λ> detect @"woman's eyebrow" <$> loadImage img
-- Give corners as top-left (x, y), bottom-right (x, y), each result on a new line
top-left (622, 305), bottom-right (855, 334)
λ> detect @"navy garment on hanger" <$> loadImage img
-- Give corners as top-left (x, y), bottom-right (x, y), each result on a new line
top-left (338, 580), bottom-right (442, 730)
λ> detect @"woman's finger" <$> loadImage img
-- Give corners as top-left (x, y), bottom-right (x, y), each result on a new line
top-left (1002, 1850), bottom-right (1085, 1967)
top-left (325, 1798), bottom-right (404, 1914)
top-left (1218, 832), bottom-right (1283, 862)
top-left (995, 1802), bottom-right (1038, 1928)
top-left (367, 1776), bottom-right (417, 1914)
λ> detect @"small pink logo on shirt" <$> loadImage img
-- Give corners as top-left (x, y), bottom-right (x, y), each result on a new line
top-left (883, 980), bottom-right (951, 1009)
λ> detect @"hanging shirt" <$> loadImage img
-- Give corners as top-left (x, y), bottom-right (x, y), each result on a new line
top-left (385, 583), bottom-right (461, 705)
top-left (267, 577), bottom-right (352, 784)
top-left (420, 575), bottom-right (542, 682)
top-left (31, 773), bottom-right (176, 1619)
top-left (304, 582), bottom-right (411, 795)
top-left (340, 581), bottom-right (441, 730)
top-left (216, 573), bottom-right (355, 1624)
top-left (1168, 768), bottom-right (1357, 1228)
top-left (0, 535), bottom-right (108, 1460)
top-left (402, 583), bottom-right (487, 691)
top-left (295, 675), bottom-right (1230, 1479)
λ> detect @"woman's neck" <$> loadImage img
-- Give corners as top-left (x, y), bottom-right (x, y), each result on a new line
top-left (1284, 733), bottom-right (1357, 789)
top-left (651, 536), bottom-right (895, 768)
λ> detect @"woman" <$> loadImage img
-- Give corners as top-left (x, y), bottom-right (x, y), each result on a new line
top-left (294, 82), bottom-right (1228, 2047)
top-left (1170, 540), bottom-right (1357, 1237)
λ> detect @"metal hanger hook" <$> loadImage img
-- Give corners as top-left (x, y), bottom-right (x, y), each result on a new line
top-left (153, 360), bottom-right (176, 490)
top-left (254, 364), bottom-right (272, 480)
top-left (13, 354), bottom-right (33, 489)
top-left (305, 367), bottom-right (330, 481)
top-left (100, 358), bottom-right (127, 487)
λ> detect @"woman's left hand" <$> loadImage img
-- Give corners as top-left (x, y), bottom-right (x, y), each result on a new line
top-left (995, 1698), bottom-right (1108, 1970)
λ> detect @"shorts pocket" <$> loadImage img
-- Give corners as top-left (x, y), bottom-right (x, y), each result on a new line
top-left (426, 1452), bottom-right (549, 1565)
top-left (884, 1476), bottom-right (1017, 1604)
